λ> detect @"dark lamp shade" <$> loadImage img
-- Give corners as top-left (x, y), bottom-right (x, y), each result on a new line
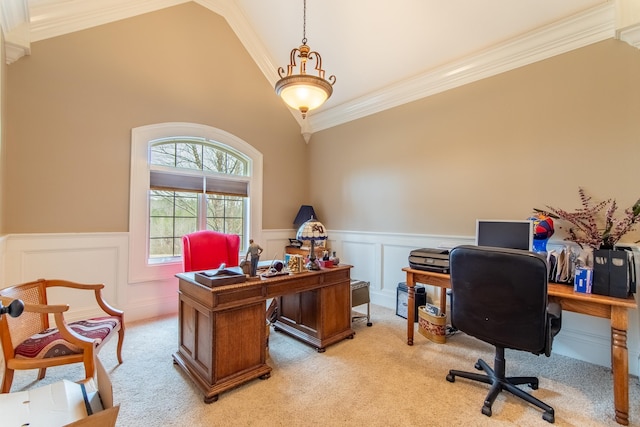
top-left (296, 218), bottom-right (328, 242)
top-left (293, 205), bottom-right (318, 229)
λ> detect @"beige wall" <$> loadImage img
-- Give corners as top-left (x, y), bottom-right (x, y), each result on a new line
top-left (310, 39), bottom-right (640, 245)
top-left (3, 2), bottom-right (308, 233)
top-left (4, 3), bottom-right (640, 246)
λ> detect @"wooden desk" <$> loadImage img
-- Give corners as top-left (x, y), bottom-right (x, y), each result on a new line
top-left (173, 266), bottom-right (353, 403)
top-left (402, 267), bottom-right (637, 426)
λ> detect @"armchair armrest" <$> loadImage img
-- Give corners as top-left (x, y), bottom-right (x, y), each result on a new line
top-left (21, 302), bottom-right (96, 349)
top-left (45, 279), bottom-right (124, 317)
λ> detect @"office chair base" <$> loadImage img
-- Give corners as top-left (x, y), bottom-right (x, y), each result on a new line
top-left (446, 356), bottom-right (555, 424)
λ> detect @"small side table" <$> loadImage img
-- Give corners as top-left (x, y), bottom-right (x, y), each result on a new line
top-left (350, 280), bottom-right (372, 326)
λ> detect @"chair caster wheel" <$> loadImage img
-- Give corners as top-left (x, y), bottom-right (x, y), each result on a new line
top-left (446, 373), bottom-right (455, 382)
top-left (482, 405), bottom-right (492, 417)
top-left (474, 362), bottom-right (482, 370)
top-left (366, 322), bottom-right (373, 326)
top-left (542, 412), bottom-right (555, 423)
top-left (529, 381), bottom-right (539, 390)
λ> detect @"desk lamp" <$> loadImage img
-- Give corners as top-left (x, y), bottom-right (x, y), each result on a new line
top-left (293, 205), bottom-right (317, 230)
top-left (296, 217), bottom-right (328, 271)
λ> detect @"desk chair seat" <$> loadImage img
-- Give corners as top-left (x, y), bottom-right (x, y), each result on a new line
top-left (445, 245), bottom-right (562, 423)
top-left (14, 316), bottom-right (120, 359)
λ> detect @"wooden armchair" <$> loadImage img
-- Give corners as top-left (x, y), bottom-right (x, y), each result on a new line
top-left (0, 278), bottom-right (124, 393)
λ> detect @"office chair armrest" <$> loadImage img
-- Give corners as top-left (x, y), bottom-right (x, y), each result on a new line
top-left (545, 302), bottom-right (562, 356)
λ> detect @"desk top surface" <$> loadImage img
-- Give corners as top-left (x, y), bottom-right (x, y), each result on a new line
top-left (178, 264), bottom-right (353, 291)
top-left (402, 267), bottom-right (637, 309)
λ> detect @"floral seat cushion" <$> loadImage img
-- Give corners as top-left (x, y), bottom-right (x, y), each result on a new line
top-left (14, 316), bottom-right (120, 359)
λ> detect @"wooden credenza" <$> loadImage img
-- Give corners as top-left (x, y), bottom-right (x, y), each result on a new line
top-left (173, 265), bottom-right (353, 403)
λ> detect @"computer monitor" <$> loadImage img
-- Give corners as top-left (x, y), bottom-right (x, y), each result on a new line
top-left (475, 219), bottom-right (534, 251)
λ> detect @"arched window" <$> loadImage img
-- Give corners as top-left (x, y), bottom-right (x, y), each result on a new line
top-left (129, 123), bottom-right (263, 283)
top-left (148, 137), bottom-right (250, 259)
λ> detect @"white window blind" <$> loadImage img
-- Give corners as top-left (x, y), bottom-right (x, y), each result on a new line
top-left (150, 170), bottom-right (248, 196)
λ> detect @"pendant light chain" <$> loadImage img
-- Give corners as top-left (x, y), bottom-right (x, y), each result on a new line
top-left (302, 0), bottom-right (307, 45)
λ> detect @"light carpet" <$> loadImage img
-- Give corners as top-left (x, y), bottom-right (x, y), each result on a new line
top-left (9, 304), bottom-right (640, 427)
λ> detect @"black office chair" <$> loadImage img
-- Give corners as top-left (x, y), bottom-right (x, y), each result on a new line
top-left (445, 245), bottom-right (562, 423)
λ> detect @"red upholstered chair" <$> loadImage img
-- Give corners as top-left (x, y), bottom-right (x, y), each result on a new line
top-left (182, 230), bottom-right (241, 272)
top-left (0, 278), bottom-right (124, 393)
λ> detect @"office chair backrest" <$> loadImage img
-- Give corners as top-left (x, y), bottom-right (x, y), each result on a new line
top-left (449, 245), bottom-right (549, 354)
top-left (182, 230), bottom-right (240, 272)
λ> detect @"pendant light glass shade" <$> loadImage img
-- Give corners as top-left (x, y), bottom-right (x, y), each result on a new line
top-left (276, 74), bottom-right (333, 115)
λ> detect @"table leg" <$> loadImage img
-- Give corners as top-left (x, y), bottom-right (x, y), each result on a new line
top-left (439, 287), bottom-right (447, 315)
top-left (407, 273), bottom-right (415, 345)
top-left (611, 306), bottom-right (629, 426)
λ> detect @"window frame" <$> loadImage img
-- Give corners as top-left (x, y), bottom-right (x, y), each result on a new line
top-left (129, 122), bottom-right (263, 283)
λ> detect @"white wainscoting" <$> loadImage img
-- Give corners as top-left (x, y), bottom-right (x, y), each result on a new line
top-left (2, 233), bottom-right (177, 323)
top-left (1, 230), bottom-right (638, 376)
top-left (325, 230), bottom-right (640, 378)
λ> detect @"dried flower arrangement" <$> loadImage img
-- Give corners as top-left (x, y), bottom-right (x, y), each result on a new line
top-left (534, 188), bottom-right (640, 250)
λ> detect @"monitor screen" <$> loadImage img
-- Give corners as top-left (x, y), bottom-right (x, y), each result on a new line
top-left (475, 219), bottom-right (534, 251)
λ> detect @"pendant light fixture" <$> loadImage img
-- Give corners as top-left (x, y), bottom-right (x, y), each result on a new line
top-left (275, 0), bottom-right (336, 119)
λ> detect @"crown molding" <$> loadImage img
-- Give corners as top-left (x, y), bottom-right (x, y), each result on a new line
top-left (306, 3), bottom-right (616, 134)
top-left (1, 1), bottom-right (619, 138)
top-left (1, 0), bottom-right (30, 63)
top-left (29, 0), bottom-right (190, 42)
top-left (617, 23), bottom-right (640, 48)
top-left (4, 23), bottom-right (30, 64)
top-left (196, 0), bottom-right (280, 85)
top-left (0, 0), bottom-right (28, 32)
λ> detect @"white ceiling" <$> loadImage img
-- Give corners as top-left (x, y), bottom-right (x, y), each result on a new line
top-left (2, 0), bottom-right (635, 137)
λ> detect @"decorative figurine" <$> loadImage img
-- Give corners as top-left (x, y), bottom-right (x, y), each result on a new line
top-left (330, 251), bottom-right (340, 266)
top-left (246, 239), bottom-right (263, 277)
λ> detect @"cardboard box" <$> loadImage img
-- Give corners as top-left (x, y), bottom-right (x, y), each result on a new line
top-left (0, 358), bottom-right (119, 427)
top-left (574, 266), bottom-right (593, 293)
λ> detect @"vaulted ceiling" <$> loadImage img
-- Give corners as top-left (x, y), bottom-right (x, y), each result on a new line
top-left (1, 0), bottom-right (639, 138)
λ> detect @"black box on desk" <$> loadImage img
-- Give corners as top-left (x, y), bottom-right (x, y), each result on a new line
top-left (593, 249), bottom-right (629, 298)
top-left (396, 282), bottom-right (426, 321)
